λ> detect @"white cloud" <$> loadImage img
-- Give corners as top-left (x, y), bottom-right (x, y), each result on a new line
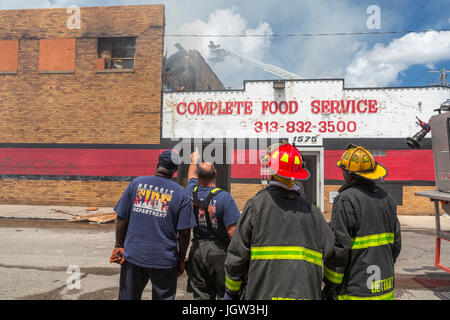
top-left (345, 30), bottom-right (450, 87)
top-left (174, 7), bottom-right (272, 58)
top-left (165, 6), bottom-right (273, 88)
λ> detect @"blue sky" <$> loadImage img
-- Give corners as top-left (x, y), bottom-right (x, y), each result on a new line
top-left (1, 0), bottom-right (449, 88)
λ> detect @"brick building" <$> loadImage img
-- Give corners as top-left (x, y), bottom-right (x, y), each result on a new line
top-left (0, 5), bottom-right (166, 206)
top-left (163, 43), bottom-right (225, 91)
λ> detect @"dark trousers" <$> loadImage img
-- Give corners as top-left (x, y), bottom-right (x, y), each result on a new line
top-left (118, 260), bottom-right (177, 300)
top-left (186, 239), bottom-right (228, 300)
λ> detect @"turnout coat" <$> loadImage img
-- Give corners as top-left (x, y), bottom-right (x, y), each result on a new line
top-left (224, 184), bottom-right (335, 300)
top-left (323, 182), bottom-right (402, 300)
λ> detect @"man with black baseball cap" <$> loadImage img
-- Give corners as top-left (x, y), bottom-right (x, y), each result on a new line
top-left (110, 150), bottom-right (197, 300)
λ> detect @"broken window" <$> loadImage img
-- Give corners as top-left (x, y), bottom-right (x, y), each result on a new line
top-left (97, 37), bottom-right (136, 70)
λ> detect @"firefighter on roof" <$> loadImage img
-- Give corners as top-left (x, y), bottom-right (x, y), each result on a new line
top-left (323, 144), bottom-right (402, 300)
top-left (224, 142), bottom-right (335, 300)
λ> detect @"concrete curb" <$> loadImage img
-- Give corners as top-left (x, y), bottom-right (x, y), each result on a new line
top-left (0, 205), bottom-right (115, 222)
top-left (0, 216), bottom-right (69, 221)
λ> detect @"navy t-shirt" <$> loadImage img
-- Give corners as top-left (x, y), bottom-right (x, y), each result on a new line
top-left (114, 175), bottom-right (197, 269)
top-left (186, 178), bottom-right (241, 241)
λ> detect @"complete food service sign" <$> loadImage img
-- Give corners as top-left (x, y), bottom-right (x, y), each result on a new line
top-left (162, 80), bottom-right (446, 145)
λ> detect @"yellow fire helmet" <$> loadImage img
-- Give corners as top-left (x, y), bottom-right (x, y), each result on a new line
top-left (336, 144), bottom-right (388, 181)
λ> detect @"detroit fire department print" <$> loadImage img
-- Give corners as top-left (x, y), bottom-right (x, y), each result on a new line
top-left (197, 199), bottom-right (219, 229)
top-left (133, 183), bottom-right (174, 218)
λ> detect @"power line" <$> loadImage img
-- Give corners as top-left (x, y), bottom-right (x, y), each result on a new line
top-left (408, 73), bottom-right (426, 86)
top-left (165, 28), bottom-right (450, 38)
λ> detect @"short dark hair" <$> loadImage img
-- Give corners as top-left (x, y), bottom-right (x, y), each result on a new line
top-left (343, 169), bottom-right (374, 185)
top-left (196, 163), bottom-right (216, 181)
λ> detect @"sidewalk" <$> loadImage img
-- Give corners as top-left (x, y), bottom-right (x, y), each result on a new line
top-left (0, 204), bottom-right (115, 221)
top-left (0, 203), bottom-right (449, 229)
top-left (399, 214), bottom-right (450, 230)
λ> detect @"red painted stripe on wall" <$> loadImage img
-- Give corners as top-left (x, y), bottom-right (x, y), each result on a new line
top-left (231, 149), bottom-right (436, 181)
top-left (231, 149), bottom-right (264, 179)
top-left (0, 148), bottom-right (164, 177)
top-left (324, 149), bottom-right (435, 181)
top-left (1, 148), bottom-right (435, 182)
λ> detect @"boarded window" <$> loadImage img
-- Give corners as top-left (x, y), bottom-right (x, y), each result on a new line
top-left (0, 40), bottom-right (19, 72)
top-left (97, 37), bottom-right (136, 70)
top-left (39, 39), bottom-right (76, 72)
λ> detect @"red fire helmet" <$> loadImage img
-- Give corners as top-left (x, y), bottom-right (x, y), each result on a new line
top-left (261, 143), bottom-right (311, 181)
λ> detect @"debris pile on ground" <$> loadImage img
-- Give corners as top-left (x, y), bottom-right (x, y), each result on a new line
top-left (51, 209), bottom-right (116, 224)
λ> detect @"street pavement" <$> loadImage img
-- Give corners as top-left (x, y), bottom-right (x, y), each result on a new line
top-left (0, 204), bottom-right (449, 300)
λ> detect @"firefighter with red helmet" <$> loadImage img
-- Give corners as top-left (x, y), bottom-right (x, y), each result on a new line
top-left (323, 144), bottom-right (401, 300)
top-left (224, 142), bottom-right (335, 300)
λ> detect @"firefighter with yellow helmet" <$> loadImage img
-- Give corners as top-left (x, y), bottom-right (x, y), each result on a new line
top-left (323, 144), bottom-right (402, 300)
top-left (224, 142), bottom-right (335, 300)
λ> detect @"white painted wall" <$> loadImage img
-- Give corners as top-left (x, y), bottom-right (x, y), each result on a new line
top-left (163, 80), bottom-right (450, 142)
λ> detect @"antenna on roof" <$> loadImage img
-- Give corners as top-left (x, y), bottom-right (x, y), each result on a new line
top-left (427, 68), bottom-right (448, 86)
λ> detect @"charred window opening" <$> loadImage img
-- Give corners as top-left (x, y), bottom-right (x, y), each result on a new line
top-left (97, 37), bottom-right (136, 70)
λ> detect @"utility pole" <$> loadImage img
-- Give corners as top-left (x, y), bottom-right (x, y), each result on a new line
top-left (428, 68), bottom-right (448, 86)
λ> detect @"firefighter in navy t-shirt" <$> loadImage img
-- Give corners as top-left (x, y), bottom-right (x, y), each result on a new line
top-left (185, 149), bottom-right (241, 300)
top-left (110, 150), bottom-right (197, 300)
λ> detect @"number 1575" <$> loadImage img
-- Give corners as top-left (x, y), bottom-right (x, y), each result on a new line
top-left (292, 136), bottom-right (318, 144)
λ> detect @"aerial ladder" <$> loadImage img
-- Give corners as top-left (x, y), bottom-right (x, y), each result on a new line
top-left (207, 41), bottom-right (303, 80)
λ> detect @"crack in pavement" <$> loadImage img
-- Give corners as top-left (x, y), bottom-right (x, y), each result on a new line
top-left (396, 273), bottom-right (450, 291)
top-left (0, 263), bottom-right (120, 276)
top-left (402, 228), bottom-right (438, 236)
